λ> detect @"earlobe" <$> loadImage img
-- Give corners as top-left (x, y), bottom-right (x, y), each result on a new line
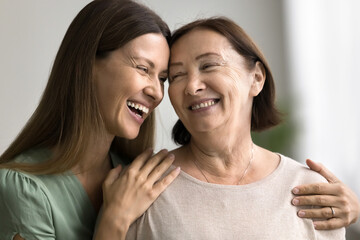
top-left (251, 61), bottom-right (266, 97)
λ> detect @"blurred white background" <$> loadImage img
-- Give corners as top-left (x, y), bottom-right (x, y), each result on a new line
top-left (0, 0), bottom-right (359, 237)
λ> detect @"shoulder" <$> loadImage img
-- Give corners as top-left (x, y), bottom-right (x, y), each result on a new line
top-left (0, 168), bottom-right (55, 238)
top-left (279, 155), bottom-right (327, 185)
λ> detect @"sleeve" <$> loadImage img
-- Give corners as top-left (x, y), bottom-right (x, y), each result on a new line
top-left (316, 228), bottom-right (346, 240)
top-left (125, 222), bottom-right (137, 240)
top-left (0, 169), bottom-right (55, 240)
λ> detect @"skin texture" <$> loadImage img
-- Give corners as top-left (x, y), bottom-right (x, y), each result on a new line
top-left (13, 30), bottom-right (359, 240)
top-left (95, 149), bottom-right (180, 240)
top-left (169, 29), bottom-right (264, 150)
top-left (92, 33), bottom-right (181, 240)
top-left (11, 33), bottom-right (180, 240)
top-left (94, 33), bottom-right (169, 139)
top-left (168, 28), bottom-right (280, 187)
top-left (292, 159), bottom-right (360, 230)
top-left (169, 28), bottom-right (359, 229)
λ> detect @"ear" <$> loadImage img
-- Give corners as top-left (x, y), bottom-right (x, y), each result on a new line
top-left (250, 61), bottom-right (266, 97)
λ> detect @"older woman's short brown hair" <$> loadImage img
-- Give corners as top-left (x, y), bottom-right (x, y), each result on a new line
top-left (170, 17), bottom-right (281, 145)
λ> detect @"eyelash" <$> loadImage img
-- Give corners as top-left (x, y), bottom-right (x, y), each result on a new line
top-left (169, 63), bottom-right (218, 82)
top-left (136, 65), bottom-right (148, 73)
top-left (170, 72), bottom-right (185, 82)
top-left (200, 63), bottom-right (218, 70)
top-left (137, 65), bottom-right (167, 83)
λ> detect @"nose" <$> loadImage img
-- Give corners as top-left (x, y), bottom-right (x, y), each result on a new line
top-left (184, 72), bottom-right (205, 95)
top-left (143, 78), bottom-right (164, 103)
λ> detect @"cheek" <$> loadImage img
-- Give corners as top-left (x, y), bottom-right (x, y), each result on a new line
top-left (222, 69), bottom-right (252, 97)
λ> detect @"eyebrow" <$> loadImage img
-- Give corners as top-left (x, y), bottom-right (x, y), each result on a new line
top-left (195, 52), bottom-right (222, 60)
top-left (133, 56), bottom-right (155, 68)
top-left (169, 52), bottom-right (223, 67)
top-left (133, 56), bottom-right (168, 73)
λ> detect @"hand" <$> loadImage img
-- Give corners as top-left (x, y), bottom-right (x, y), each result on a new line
top-left (94, 148), bottom-right (180, 239)
top-left (291, 159), bottom-right (360, 230)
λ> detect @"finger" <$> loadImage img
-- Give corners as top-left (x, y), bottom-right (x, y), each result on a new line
top-left (292, 195), bottom-right (339, 207)
top-left (103, 164), bottom-right (122, 186)
top-left (147, 153), bottom-right (175, 183)
top-left (139, 149), bottom-right (169, 177)
top-left (292, 182), bottom-right (338, 195)
top-left (306, 159), bottom-right (340, 183)
top-left (297, 207), bottom-right (339, 220)
top-left (313, 218), bottom-right (344, 230)
top-left (151, 166), bottom-right (181, 197)
top-left (128, 148), bottom-right (154, 170)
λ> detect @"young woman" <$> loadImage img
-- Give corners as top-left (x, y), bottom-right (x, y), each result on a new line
top-left (0, 1), bottom-right (180, 239)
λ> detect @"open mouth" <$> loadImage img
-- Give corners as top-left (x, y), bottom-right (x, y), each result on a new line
top-left (189, 99), bottom-right (220, 110)
top-left (127, 101), bottom-right (149, 118)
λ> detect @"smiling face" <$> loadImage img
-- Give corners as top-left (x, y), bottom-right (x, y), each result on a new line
top-left (94, 33), bottom-right (170, 139)
top-left (168, 28), bottom-right (265, 136)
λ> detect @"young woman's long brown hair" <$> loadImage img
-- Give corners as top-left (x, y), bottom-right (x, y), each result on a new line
top-left (0, 0), bottom-right (171, 174)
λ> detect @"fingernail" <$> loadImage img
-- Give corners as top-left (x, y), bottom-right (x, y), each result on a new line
top-left (298, 211), bottom-right (305, 217)
top-left (292, 199), bottom-right (299, 205)
top-left (175, 166), bottom-right (181, 173)
top-left (168, 153), bottom-right (175, 159)
top-left (292, 188), bottom-right (299, 194)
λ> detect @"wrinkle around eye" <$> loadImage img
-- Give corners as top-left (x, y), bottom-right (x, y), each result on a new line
top-left (200, 62), bottom-right (222, 71)
top-left (169, 72), bottom-right (186, 83)
top-left (136, 65), bottom-right (149, 73)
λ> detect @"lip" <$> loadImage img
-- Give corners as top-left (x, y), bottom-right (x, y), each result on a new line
top-left (127, 105), bottom-right (145, 124)
top-left (126, 99), bottom-right (153, 124)
top-left (127, 99), bottom-right (151, 109)
top-left (188, 98), bottom-right (220, 112)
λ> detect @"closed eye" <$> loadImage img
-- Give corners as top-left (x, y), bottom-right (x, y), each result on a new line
top-left (169, 72), bottom-right (186, 83)
top-left (136, 65), bottom-right (148, 73)
top-left (200, 63), bottom-right (219, 70)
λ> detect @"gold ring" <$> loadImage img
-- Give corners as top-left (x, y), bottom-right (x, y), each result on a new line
top-left (329, 206), bottom-right (335, 217)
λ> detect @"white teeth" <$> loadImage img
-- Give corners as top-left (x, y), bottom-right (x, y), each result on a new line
top-left (127, 101), bottom-right (149, 115)
top-left (191, 100), bottom-right (216, 110)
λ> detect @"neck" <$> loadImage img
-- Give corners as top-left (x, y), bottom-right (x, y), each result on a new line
top-left (71, 132), bottom-right (114, 174)
top-left (184, 131), bottom-right (255, 185)
top-left (71, 132), bottom-right (114, 213)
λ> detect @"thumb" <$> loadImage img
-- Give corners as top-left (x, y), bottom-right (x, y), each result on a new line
top-left (104, 164), bottom-right (123, 186)
top-left (306, 159), bottom-right (340, 183)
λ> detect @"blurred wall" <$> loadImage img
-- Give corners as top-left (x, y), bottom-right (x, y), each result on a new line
top-left (284, 0), bottom-right (360, 236)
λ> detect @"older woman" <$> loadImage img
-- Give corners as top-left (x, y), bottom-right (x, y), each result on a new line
top-left (125, 17), bottom-right (351, 239)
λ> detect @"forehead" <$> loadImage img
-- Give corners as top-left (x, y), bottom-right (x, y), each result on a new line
top-left (122, 33), bottom-right (170, 59)
top-left (170, 28), bottom-right (233, 61)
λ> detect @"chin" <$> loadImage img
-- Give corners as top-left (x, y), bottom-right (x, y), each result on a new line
top-left (122, 129), bottom-right (141, 140)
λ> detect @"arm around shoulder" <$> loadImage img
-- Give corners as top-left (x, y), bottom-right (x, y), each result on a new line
top-left (0, 169), bottom-right (55, 240)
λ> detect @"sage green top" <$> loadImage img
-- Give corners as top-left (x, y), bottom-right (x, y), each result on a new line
top-left (0, 148), bottom-right (123, 240)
